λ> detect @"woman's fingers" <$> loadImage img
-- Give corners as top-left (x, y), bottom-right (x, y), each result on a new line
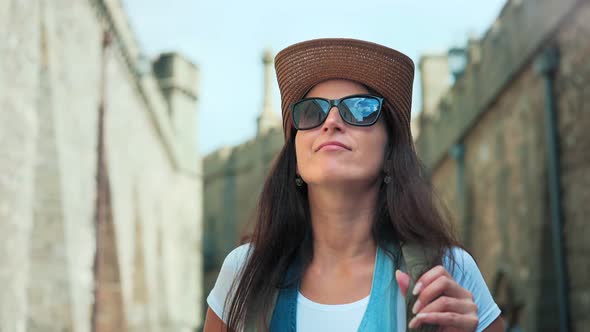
top-left (412, 268), bottom-right (473, 314)
top-left (401, 265), bottom-right (479, 331)
top-left (412, 265), bottom-right (449, 296)
top-left (395, 270), bottom-right (411, 298)
top-left (408, 312), bottom-right (479, 330)
top-left (418, 296), bottom-right (478, 315)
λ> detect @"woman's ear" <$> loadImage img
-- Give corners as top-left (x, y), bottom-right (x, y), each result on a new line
top-left (383, 159), bottom-right (394, 173)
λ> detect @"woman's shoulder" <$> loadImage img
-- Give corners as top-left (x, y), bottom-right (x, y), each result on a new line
top-left (213, 243), bottom-right (253, 295)
top-left (443, 246), bottom-right (480, 281)
top-left (222, 242), bottom-right (252, 272)
top-left (442, 246), bottom-right (493, 296)
top-left (444, 246), bottom-right (477, 267)
top-left (207, 243), bottom-right (253, 321)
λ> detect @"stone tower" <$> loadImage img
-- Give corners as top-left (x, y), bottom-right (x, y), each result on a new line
top-left (419, 54), bottom-right (451, 119)
top-left (256, 49), bottom-right (281, 136)
top-left (153, 53), bottom-right (200, 168)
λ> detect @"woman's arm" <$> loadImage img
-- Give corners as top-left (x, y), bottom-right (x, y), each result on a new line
top-left (204, 244), bottom-right (251, 332)
top-left (203, 306), bottom-right (228, 332)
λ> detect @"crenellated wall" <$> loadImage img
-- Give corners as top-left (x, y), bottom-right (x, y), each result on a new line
top-left (416, 0), bottom-right (590, 330)
top-left (415, 0), bottom-right (579, 169)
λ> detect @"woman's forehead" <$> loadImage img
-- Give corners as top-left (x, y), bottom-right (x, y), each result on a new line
top-left (305, 79), bottom-right (369, 98)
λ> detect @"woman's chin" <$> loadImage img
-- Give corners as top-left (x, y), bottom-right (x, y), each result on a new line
top-left (306, 173), bottom-right (375, 188)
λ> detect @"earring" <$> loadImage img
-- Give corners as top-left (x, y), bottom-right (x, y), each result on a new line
top-left (295, 175), bottom-right (304, 187)
top-left (383, 175), bottom-right (391, 184)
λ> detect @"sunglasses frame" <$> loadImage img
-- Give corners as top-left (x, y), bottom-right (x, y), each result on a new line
top-left (291, 94), bottom-right (384, 130)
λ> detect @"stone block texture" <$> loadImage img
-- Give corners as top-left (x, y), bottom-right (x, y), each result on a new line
top-left (417, 0), bottom-right (590, 330)
top-left (0, 0), bottom-right (203, 331)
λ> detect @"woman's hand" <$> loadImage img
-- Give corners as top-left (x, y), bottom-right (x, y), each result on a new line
top-left (396, 266), bottom-right (478, 332)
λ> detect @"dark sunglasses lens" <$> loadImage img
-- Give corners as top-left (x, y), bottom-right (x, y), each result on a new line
top-left (341, 97), bottom-right (381, 125)
top-left (293, 99), bottom-right (329, 129)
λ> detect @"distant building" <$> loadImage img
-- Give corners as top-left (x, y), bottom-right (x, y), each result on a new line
top-left (0, 1), bottom-right (202, 331)
top-left (202, 50), bottom-right (283, 314)
top-left (414, 0), bottom-right (590, 330)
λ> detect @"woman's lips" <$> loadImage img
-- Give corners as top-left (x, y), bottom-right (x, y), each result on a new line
top-left (316, 141), bottom-right (351, 152)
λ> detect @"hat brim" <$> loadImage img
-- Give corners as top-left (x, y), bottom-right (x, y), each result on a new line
top-left (274, 38), bottom-right (415, 140)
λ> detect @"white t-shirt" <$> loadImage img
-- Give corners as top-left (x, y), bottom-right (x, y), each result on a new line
top-left (296, 287), bottom-right (407, 332)
top-left (207, 244), bottom-right (500, 332)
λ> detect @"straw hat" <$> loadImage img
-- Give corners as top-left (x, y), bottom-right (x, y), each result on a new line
top-left (274, 38), bottom-right (415, 141)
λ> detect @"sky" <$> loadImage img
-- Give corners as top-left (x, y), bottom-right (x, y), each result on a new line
top-left (122, 0), bottom-right (507, 155)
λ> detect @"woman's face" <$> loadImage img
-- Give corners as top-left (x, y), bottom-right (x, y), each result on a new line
top-left (295, 79), bottom-right (389, 188)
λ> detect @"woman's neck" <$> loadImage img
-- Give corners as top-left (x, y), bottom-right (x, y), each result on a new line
top-left (307, 184), bottom-right (379, 266)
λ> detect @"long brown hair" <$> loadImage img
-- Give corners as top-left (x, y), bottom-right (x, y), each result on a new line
top-left (225, 99), bottom-right (459, 331)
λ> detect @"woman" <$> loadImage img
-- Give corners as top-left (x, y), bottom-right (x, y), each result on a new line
top-left (204, 38), bottom-right (503, 331)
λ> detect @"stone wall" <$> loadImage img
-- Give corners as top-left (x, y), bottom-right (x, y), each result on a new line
top-left (202, 128), bottom-right (283, 315)
top-left (0, 0), bottom-right (203, 331)
top-left (0, 1), bottom-right (40, 330)
top-left (416, 0), bottom-right (590, 330)
top-left (554, 2), bottom-right (590, 329)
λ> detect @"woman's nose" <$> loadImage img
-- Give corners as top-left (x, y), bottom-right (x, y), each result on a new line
top-left (322, 106), bottom-right (344, 131)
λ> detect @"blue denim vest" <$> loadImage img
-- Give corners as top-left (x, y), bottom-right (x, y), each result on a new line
top-left (269, 245), bottom-right (400, 331)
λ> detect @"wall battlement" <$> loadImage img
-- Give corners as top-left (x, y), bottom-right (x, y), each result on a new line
top-left (415, 0), bottom-right (580, 170)
top-left (90, 0), bottom-right (200, 175)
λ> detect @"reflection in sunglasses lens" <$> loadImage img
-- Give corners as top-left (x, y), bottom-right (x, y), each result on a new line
top-left (296, 99), bottom-right (328, 129)
top-left (342, 97), bottom-right (380, 125)
top-left (294, 96), bottom-right (380, 129)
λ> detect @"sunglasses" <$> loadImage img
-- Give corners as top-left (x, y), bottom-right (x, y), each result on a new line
top-left (291, 94), bottom-right (384, 130)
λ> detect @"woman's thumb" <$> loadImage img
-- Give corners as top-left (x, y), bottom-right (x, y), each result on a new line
top-left (395, 270), bottom-right (410, 298)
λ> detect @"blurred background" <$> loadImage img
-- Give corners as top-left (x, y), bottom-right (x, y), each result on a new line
top-left (1, 0), bottom-right (588, 331)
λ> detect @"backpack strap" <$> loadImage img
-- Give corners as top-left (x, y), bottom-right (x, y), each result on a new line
top-left (401, 242), bottom-right (438, 332)
top-left (244, 256), bottom-right (301, 332)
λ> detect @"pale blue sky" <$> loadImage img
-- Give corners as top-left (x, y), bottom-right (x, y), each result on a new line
top-left (123, 0), bottom-right (507, 155)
